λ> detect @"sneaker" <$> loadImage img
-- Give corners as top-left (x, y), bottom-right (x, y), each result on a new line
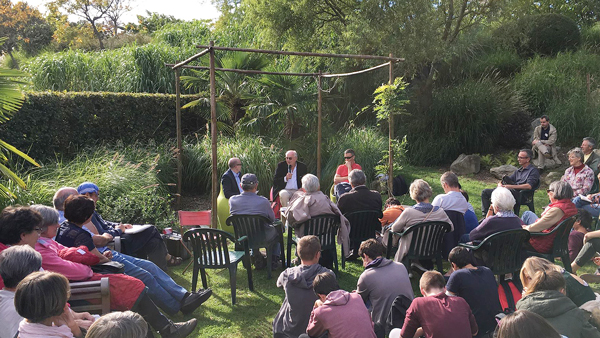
top-left (180, 289), bottom-right (212, 314)
top-left (410, 262), bottom-right (428, 274)
top-left (160, 318), bottom-right (197, 338)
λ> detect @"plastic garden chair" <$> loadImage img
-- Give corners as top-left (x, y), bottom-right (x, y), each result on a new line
top-left (514, 178), bottom-right (541, 215)
top-left (341, 210), bottom-right (383, 269)
top-left (286, 214), bottom-right (340, 274)
top-left (385, 221), bottom-right (451, 273)
top-left (526, 216), bottom-right (576, 273)
top-left (183, 228), bottom-right (253, 305)
top-left (459, 229), bottom-right (531, 282)
top-left (226, 215), bottom-right (285, 279)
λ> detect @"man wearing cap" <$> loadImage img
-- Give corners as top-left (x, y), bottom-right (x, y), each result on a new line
top-left (229, 173), bottom-right (280, 269)
top-left (76, 182), bottom-right (181, 271)
top-left (222, 157), bottom-right (243, 199)
top-left (273, 150), bottom-right (308, 207)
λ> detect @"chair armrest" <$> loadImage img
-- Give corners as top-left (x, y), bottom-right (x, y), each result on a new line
top-left (237, 235), bottom-right (248, 243)
top-left (528, 231), bottom-right (552, 237)
top-left (458, 241), bottom-right (484, 250)
top-left (113, 236), bottom-right (121, 252)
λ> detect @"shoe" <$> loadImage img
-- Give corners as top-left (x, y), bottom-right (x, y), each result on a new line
top-left (543, 152), bottom-right (552, 159)
top-left (580, 273), bottom-right (600, 284)
top-left (251, 253), bottom-right (267, 270)
top-left (410, 262), bottom-right (428, 274)
top-left (180, 289), bottom-right (212, 314)
top-left (271, 257), bottom-right (282, 270)
top-left (160, 318), bottom-right (197, 338)
top-left (167, 256), bottom-right (183, 267)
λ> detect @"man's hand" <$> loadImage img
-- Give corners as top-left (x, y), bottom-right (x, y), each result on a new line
top-left (532, 139), bottom-right (538, 145)
top-left (497, 182), bottom-right (503, 188)
top-left (346, 161), bottom-right (352, 172)
top-left (313, 299), bottom-right (324, 309)
top-left (285, 172), bottom-right (293, 180)
top-left (118, 223), bottom-right (133, 232)
top-left (92, 233), bottom-right (113, 247)
top-left (593, 257), bottom-right (600, 266)
top-left (103, 250), bottom-right (113, 260)
top-left (72, 311), bottom-right (95, 329)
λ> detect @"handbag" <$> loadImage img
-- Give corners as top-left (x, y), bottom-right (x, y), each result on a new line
top-left (91, 261), bottom-right (125, 274)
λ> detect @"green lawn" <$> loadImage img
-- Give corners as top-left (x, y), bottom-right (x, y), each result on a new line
top-left (166, 165), bottom-right (600, 337)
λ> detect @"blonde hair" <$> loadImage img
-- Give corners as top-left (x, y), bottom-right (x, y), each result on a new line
top-left (519, 257), bottom-right (562, 295)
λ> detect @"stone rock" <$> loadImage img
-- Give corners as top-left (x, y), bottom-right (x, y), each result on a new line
top-left (490, 165), bottom-right (518, 180)
top-left (535, 158), bottom-right (560, 170)
top-left (544, 171), bottom-right (563, 185)
top-left (450, 154), bottom-right (481, 175)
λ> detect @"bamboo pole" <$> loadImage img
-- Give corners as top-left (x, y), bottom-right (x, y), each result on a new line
top-left (317, 75), bottom-right (322, 180)
top-left (175, 68), bottom-right (182, 207)
top-left (165, 64), bottom-right (322, 77)
top-left (171, 48), bottom-right (210, 69)
top-left (196, 45), bottom-right (405, 62)
top-left (320, 62), bottom-right (390, 78)
top-left (209, 41), bottom-right (218, 229)
top-left (388, 54), bottom-right (394, 196)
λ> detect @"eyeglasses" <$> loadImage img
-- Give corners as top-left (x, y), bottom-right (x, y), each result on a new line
top-left (286, 157), bottom-right (294, 160)
top-left (517, 156), bottom-right (528, 159)
top-left (344, 156), bottom-right (354, 159)
top-left (34, 227), bottom-right (43, 234)
top-left (546, 189), bottom-right (553, 193)
top-left (235, 163), bottom-right (242, 166)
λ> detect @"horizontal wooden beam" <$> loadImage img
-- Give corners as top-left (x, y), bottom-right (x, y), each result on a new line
top-left (171, 49), bottom-right (210, 69)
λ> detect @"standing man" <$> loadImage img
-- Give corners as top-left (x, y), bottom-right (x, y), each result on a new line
top-left (480, 149), bottom-right (540, 216)
top-left (532, 115), bottom-right (560, 169)
top-left (222, 157), bottom-right (243, 199)
top-left (273, 150), bottom-right (308, 207)
top-left (334, 149), bottom-right (362, 198)
top-left (582, 137), bottom-right (600, 194)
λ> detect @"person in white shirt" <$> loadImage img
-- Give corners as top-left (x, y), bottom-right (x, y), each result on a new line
top-left (273, 150), bottom-right (308, 207)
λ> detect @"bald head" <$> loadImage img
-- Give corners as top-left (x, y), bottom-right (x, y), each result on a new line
top-left (228, 157), bottom-right (242, 174)
top-left (52, 187), bottom-right (78, 211)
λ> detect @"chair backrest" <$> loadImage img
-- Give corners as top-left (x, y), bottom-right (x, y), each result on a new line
top-left (299, 214), bottom-right (340, 250)
top-left (403, 221), bottom-right (451, 260)
top-left (474, 229), bottom-right (531, 276)
top-left (178, 210), bottom-right (211, 228)
top-left (548, 216), bottom-right (576, 257)
top-left (226, 214), bottom-right (274, 247)
top-left (69, 277), bottom-right (110, 315)
top-left (183, 228), bottom-right (236, 268)
top-left (344, 210), bottom-right (384, 243)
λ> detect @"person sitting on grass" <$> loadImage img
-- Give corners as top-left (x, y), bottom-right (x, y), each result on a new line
top-left (446, 247), bottom-right (502, 338)
top-left (495, 310), bottom-right (564, 338)
top-left (379, 198), bottom-right (404, 228)
top-left (393, 270), bottom-right (478, 338)
top-left (300, 272), bottom-right (376, 338)
top-left (357, 239), bottom-right (413, 338)
top-left (272, 235), bottom-right (334, 338)
top-left (86, 311), bottom-right (149, 338)
top-left (569, 209), bottom-right (593, 264)
top-left (55, 195), bottom-right (212, 320)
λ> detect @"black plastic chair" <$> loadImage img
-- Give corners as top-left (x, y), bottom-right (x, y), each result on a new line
top-left (226, 215), bottom-right (285, 279)
top-left (183, 228), bottom-right (253, 305)
top-left (286, 214), bottom-right (340, 273)
top-left (385, 221), bottom-right (451, 273)
top-left (526, 216), bottom-right (576, 273)
top-left (342, 210), bottom-right (383, 269)
top-left (459, 229), bottom-right (531, 281)
top-left (443, 210), bottom-right (466, 258)
top-left (514, 178), bottom-right (541, 215)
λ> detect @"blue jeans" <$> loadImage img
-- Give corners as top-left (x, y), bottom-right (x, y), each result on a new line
top-left (573, 195), bottom-right (600, 217)
top-left (111, 250), bottom-right (187, 315)
top-left (521, 211), bottom-right (539, 225)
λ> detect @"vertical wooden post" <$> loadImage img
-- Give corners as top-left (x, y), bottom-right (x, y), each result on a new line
top-left (175, 68), bottom-right (182, 207)
top-left (209, 41), bottom-right (218, 229)
top-left (388, 55), bottom-right (394, 196)
top-left (317, 75), bottom-right (322, 180)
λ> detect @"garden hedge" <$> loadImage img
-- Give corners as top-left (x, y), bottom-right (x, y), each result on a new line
top-left (1, 91), bottom-right (208, 160)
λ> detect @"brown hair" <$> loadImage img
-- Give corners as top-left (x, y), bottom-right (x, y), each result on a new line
top-left (15, 271), bottom-right (70, 323)
top-left (297, 235), bottom-right (321, 261)
top-left (496, 310), bottom-right (561, 338)
top-left (358, 239), bottom-right (385, 260)
top-left (524, 270), bottom-right (566, 294)
top-left (519, 257), bottom-right (561, 295)
top-left (419, 271), bottom-right (445, 292)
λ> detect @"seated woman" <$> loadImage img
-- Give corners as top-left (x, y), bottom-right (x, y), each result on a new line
top-left (469, 187), bottom-right (523, 242)
top-left (55, 195), bottom-right (211, 318)
top-left (568, 210), bottom-right (593, 267)
top-left (30, 205), bottom-right (197, 338)
top-left (495, 310), bottom-right (564, 338)
top-left (561, 147), bottom-right (595, 196)
top-left (386, 179), bottom-right (452, 263)
top-left (86, 311), bottom-right (148, 338)
top-left (521, 181), bottom-right (578, 254)
top-left (284, 174), bottom-right (350, 264)
top-left (516, 268), bottom-right (600, 338)
top-left (379, 198), bottom-right (404, 228)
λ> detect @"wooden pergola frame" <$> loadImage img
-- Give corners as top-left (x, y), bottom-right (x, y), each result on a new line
top-left (168, 41), bottom-right (404, 228)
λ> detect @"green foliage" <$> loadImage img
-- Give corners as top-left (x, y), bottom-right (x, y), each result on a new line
top-left (468, 50), bottom-right (524, 78)
top-left (371, 78), bottom-right (409, 121)
top-left (479, 151), bottom-right (519, 168)
top-left (136, 11), bottom-right (182, 33)
top-left (153, 20), bottom-right (212, 47)
top-left (582, 23), bottom-right (600, 54)
top-left (0, 91), bottom-right (207, 160)
top-left (0, 1), bottom-right (54, 62)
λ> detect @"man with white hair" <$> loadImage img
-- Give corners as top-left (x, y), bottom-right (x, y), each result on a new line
top-left (273, 150), bottom-right (308, 207)
top-left (469, 187), bottom-right (523, 242)
top-left (52, 187), bottom-right (79, 223)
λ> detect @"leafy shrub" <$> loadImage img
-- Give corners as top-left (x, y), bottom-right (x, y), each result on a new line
top-left (582, 23), bottom-right (600, 54)
top-left (469, 50), bottom-right (524, 78)
top-left (153, 20), bottom-right (212, 47)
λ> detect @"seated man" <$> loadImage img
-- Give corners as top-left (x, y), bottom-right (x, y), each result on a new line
top-left (446, 247), bottom-right (502, 338)
top-left (582, 137), bottom-right (600, 193)
top-left (396, 271), bottom-right (478, 338)
top-left (480, 149), bottom-right (539, 216)
top-left (273, 150), bottom-right (308, 207)
top-left (532, 115), bottom-right (560, 169)
top-left (229, 173), bottom-right (281, 269)
top-left (300, 272), bottom-right (376, 338)
top-left (272, 235), bottom-right (334, 338)
top-left (357, 239), bottom-right (413, 338)
top-left (76, 182), bottom-right (181, 272)
top-left (333, 149), bottom-right (362, 199)
top-left (222, 157), bottom-right (243, 199)
top-left (433, 171), bottom-right (469, 256)
top-left (53, 187), bottom-right (79, 223)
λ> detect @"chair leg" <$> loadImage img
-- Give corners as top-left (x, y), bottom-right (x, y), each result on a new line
top-left (562, 254), bottom-right (573, 273)
top-left (266, 246), bottom-right (273, 280)
top-left (287, 233), bottom-right (292, 268)
top-left (228, 264), bottom-right (238, 305)
top-left (514, 204), bottom-right (521, 216)
top-left (436, 257), bottom-right (443, 274)
top-left (200, 268), bottom-right (208, 290)
top-left (527, 203), bottom-right (535, 214)
top-left (191, 266), bottom-right (199, 292)
top-left (341, 244), bottom-right (345, 270)
top-left (245, 255), bottom-right (254, 292)
top-left (333, 248), bottom-right (339, 276)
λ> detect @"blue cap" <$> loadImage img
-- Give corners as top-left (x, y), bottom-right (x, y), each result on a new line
top-left (77, 182), bottom-right (99, 194)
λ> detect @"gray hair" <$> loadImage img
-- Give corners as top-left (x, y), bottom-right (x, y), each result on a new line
top-left (301, 174), bottom-right (320, 193)
top-left (440, 171), bottom-right (459, 188)
top-left (228, 157), bottom-right (240, 168)
top-left (491, 187), bottom-right (516, 212)
top-left (0, 246), bottom-right (42, 289)
top-left (409, 179), bottom-right (433, 202)
top-left (519, 149), bottom-right (533, 160)
top-left (549, 181), bottom-right (573, 200)
top-left (568, 147), bottom-right (584, 163)
top-left (86, 311), bottom-right (148, 338)
top-left (349, 169), bottom-right (366, 186)
top-left (30, 204), bottom-right (59, 229)
top-left (52, 187), bottom-right (78, 211)
top-left (583, 137), bottom-right (596, 149)
top-left (285, 150), bottom-right (298, 159)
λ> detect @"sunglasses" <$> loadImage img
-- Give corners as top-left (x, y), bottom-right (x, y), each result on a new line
top-left (235, 163), bottom-right (242, 166)
top-left (286, 157), bottom-right (294, 160)
top-left (546, 189), bottom-right (553, 193)
top-left (344, 156), bottom-right (353, 159)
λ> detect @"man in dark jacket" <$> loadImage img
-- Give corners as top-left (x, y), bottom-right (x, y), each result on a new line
top-left (582, 137), bottom-right (600, 193)
top-left (337, 169), bottom-right (382, 215)
top-left (273, 150), bottom-right (308, 207)
top-left (222, 157), bottom-right (243, 199)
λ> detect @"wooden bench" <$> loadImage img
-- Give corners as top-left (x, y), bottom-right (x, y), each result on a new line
top-left (69, 277), bottom-right (110, 315)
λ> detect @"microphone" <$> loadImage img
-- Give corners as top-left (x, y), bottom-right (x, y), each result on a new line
top-left (288, 164), bottom-right (292, 173)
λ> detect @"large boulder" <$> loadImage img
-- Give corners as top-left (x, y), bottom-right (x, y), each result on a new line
top-left (450, 154), bottom-right (481, 175)
top-left (544, 171), bottom-right (563, 185)
top-left (490, 165), bottom-right (518, 180)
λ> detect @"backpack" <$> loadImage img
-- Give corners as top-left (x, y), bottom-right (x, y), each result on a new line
top-left (392, 175), bottom-right (408, 197)
top-left (497, 279), bottom-right (522, 313)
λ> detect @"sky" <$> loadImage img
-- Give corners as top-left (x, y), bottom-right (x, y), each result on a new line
top-left (19, 0), bottom-right (221, 23)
